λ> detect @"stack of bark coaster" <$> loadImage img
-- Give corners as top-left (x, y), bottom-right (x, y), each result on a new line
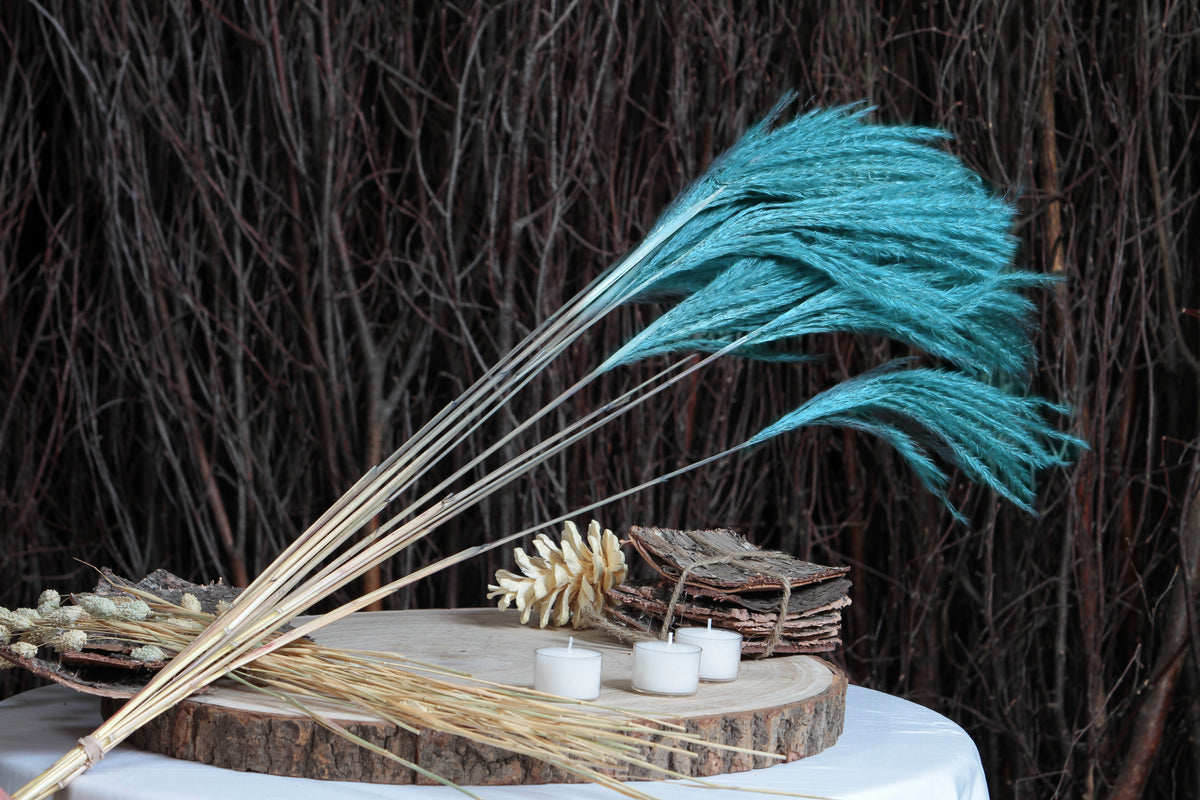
top-left (605, 526), bottom-right (851, 655)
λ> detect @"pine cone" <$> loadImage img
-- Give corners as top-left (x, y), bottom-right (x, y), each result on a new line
top-left (487, 520), bottom-right (627, 628)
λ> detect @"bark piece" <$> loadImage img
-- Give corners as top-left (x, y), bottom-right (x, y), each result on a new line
top-left (604, 604), bottom-right (841, 655)
top-left (628, 526), bottom-right (849, 592)
top-left (92, 567), bottom-right (243, 615)
top-left (609, 579), bottom-right (851, 621)
top-left (611, 528), bottom-right (851, 656)
top-left (0, 643), bottom-right (161, 699)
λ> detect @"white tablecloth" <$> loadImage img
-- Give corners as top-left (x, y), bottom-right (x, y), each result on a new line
top-left (0, 684), bottom-right (988, 799)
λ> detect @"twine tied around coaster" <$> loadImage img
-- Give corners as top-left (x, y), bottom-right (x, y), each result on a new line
top-left (573, 606), bottom-right (657, 643)
top-left (659, 551), bottom-right (793, 657)
top-left (77, 735), bottom-right (105, 766)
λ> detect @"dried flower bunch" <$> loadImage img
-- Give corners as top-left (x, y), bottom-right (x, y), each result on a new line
top-left (488, 520), bottom-right (627, 628)
top-left (0, 588), bottom-right (208, 675)
top-left (0, 579), bottom-right (773, 796)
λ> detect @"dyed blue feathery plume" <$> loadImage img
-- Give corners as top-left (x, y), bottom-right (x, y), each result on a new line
top-left (584, 93), bottom-right (1079, 516)
top-left (601, 96), bottom-right (1043, 380)
top-left (424, 92), bottom-right (1073, 520)
top-left (742, 361), bottom-right (1077, 519)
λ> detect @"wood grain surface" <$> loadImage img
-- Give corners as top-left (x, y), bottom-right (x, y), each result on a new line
top-left (104, 609), bottom-right (846, 785)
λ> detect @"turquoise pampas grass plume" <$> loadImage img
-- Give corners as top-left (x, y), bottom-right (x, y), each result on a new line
top-left (743, 362), bottom-right (1080, 521)
top-left (602, 96), bottom-right (1044, 381)
top-left (589, 94), bottom-right (1077, 519)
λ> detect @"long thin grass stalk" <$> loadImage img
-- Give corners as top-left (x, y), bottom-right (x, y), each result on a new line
top-left (13, 331), bottom-right (743, 800)
top-left (10, 197), bottom-right (727, 800)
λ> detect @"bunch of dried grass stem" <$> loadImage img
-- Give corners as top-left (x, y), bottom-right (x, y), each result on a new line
top-left (7, 585), bottom-right (782, 799)
top-left (11, 313), bottom-right (755, 798)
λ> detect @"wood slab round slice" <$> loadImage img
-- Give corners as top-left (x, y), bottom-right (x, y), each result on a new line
top-left (104, 609), bottom-right (846, 785)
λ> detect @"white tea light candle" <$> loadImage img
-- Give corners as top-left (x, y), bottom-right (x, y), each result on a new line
top-left (534, 637), bottom-right (602, 700)
top-left (631, 633), bottom-right (702, 696)
top-left (675, 619), bottom-right (743, 682)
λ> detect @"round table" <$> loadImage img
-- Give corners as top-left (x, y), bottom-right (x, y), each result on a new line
top-left (0, 683), bottom-right (987, 799)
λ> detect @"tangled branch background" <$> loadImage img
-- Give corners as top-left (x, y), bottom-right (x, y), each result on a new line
top-left (1, 2), bottom-right (1197, 799)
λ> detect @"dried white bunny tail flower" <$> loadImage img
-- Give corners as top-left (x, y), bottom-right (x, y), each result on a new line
top-left (52, 630), bottom-right (88, 653)
top-left (180, 593), bottom-right (202, 614)
top-left (129, 645), bottom-right (165, 663)
top-left (216, 600), bottom-right (232, 615)
top-left (42, 606), bottom-right (85, 627)
top-left (168, 615), bottom-right (204, 632)
top-left (10, 641), bottom-right (38, 659)
top-left (0, 624), bottom-right (10, 645)
top-left (10, 609), bottom-right (39, 631)
top-left (116, 600), bottom-right (152, 621)
top-left (21, 628), bottom-right (57, 646)
top-left (78, 595), bottom-right (119, 620)
top-left (37, 590), bottom-right (62, 616)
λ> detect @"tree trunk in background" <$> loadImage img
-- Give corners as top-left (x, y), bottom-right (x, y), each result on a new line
top-left (1112, 458), bottom-right (1200, 800)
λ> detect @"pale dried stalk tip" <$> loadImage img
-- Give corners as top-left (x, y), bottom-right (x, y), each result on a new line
top-left (37, 589), bottom-right (62, 615)
top-left (42, 606), bottom-right (85, 627)
top-left (78, 595), bottom-right (119, 620)
top-left (10, 609), bottom-right (39, 631)
top-left (10, 641), bottom-right (38, 659)
top-left (116, 599), bottom-right (152, 621)
top-left (52, 630), bottom-right (87, 653)
top-left (21, 628), bottom-right (57, 646)
top-left (129, 644), bottom-right (165, 663)
top-left (216, 600), bottom-right (231, 614)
